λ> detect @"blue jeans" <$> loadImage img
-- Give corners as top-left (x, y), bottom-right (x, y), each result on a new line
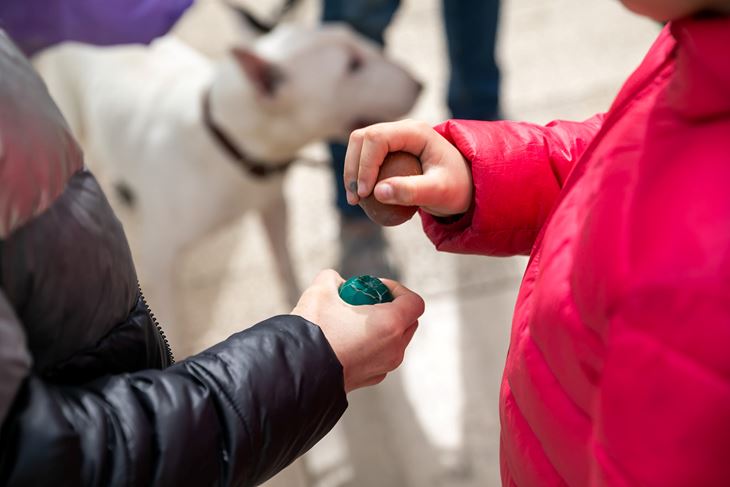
top-left (324, 0), bottom-right (501, 218)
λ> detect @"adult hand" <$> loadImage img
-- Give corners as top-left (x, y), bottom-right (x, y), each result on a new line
top-left (344, 119), bottom-right (473, 217)
top-left (291, 269), bottom-right (424, 393)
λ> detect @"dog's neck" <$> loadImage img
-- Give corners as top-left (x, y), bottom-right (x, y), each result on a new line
top-left (205, 59), bottom-right (319, 162)
top-left (201, 88), bottom-right (292, 178)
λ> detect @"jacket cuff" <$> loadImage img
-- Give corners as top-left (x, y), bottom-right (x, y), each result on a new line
top-left (419, 202), bottom-right (475, 239)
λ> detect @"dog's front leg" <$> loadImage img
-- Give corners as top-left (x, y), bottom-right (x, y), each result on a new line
top-left (259, 187), bottom-right (300, 309)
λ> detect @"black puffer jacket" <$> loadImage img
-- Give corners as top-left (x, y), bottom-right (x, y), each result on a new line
top-left (0, 33), bottom-right (347, 486)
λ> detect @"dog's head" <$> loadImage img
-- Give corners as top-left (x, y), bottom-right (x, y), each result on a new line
top-left (210, 23), bottom-right (422, 161)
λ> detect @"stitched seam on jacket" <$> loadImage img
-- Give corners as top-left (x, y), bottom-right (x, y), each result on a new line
top-left (591, 441), bottom-right (637, 487)
top-left (517, 335), bottom-right (590, 487)
top-left (612, 326), bottom-right (730, 388)
top-left (86, 386), bottom-right (133, 487)
top-left (181, 357), bottom-right (252, 484)
top-left (194, 353), bottom-right (249, 424)
top-left (191, 353), bottom-right (257, 469)
top-left (526, 56), bottom-right (676, 268)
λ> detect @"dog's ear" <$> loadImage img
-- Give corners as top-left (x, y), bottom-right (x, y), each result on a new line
top-left (231, 48), bottom-right (284, 97)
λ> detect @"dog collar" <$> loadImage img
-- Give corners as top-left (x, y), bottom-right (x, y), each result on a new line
top-left (201, 90), bottom-right (293, 179)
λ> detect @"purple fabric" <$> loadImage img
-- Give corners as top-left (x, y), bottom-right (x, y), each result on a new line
top-left (0, 0), bottom-right (193, 56)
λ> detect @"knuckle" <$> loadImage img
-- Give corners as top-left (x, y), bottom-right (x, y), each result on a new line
top-left (363, 128), bottom-right (384, 146)
top-left (393, 304), bottom-right (412, 324)
top-left (387, 350), bottom-right (405, 370)
top-left (349, 129), bottom-right (364, 143)
top-left (414, 295), bottom-right (425, 316)
top-left (414, 120), bottom-right (432, 134)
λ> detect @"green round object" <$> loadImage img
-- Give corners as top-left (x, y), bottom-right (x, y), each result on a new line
top-left (339, 275), bottom-right (394, 305)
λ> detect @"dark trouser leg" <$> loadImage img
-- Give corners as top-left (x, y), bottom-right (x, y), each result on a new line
top-left (322, 0), bottom-right (400, 45)
top-left (328, 143), bottom-right (364, 220)
top-left (323, 0), bottom-right (400, 221)
top-left (442, 0), bottom-right (501, 120)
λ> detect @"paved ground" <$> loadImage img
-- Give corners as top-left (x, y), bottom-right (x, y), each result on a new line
top-left (174, 1), bottom-right (658, 485)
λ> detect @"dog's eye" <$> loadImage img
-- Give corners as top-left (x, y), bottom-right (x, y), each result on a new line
top-left (348, 56), bottom-right (363, 74)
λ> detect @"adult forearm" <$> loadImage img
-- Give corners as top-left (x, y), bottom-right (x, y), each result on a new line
top-left (0, 316), bottom-right (346, 486)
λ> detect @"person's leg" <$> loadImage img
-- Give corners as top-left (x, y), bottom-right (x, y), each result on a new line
top-left (322, 0), bottom-right (400, 46)
top-left (323, 0), bottom-right (400, 221)
top-left (442, 0), bottom-right (501, 120)
top-left (322, 0), bottom-right (401, 279)
top-left (328, 142), bottom-right (365, 221)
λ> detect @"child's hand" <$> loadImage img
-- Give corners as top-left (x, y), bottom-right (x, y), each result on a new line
top-left (291, 270), bottom-right (424, 393)
top-left (344, 120), bottom-right (473, 217)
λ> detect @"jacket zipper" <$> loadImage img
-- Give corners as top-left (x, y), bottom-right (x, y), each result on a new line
top-left (138, 283), bottom-right (175, 365)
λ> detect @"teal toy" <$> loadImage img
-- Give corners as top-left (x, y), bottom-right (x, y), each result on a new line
top-left (339, 275), bottom-right (394, 305)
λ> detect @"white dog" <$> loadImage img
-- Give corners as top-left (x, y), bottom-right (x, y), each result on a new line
top-left (34, 24), bottom-right (421, 353)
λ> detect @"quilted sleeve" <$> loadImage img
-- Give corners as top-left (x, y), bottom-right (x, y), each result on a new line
top-left (421, 115), bottom-right (604, 256)
top-left (0, 316), bottom-right (348, 486)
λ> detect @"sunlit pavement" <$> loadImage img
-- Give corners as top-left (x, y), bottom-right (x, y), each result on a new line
top-left (174, 1), bottom-right (658, 485)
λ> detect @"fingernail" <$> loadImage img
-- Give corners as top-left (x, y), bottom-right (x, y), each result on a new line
top-left (357, 179), bottom-right (367, 197)
top-left (376, 183), bottom-right (393, 201)
top-left (348, 180), bottom-right (358, 193)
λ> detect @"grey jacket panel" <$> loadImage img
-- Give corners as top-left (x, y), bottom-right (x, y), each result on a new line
top-left (0, 291), bottom-right (31, 425)
top-left (1, 170), bottom-right (140, 374)
top-left (1, 316), bottom-right (346, 487)
top-left (0, 31), bottom-right (83, 238)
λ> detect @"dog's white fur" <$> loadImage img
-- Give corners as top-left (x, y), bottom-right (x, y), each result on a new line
top-left (34, 24), bottom-right (420, 352)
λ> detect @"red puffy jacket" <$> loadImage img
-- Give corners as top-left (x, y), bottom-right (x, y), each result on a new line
top-left (422, 18), bottom-right (730, 487)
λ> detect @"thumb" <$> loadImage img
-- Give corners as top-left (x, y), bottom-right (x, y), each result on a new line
top-left (373, 173), bottom-right (443, 208)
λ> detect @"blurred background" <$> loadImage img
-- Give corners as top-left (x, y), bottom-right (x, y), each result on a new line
top-left (169, 0), bottom-right (658, 486)
top-left (12, 0), bottom-right (660, 484)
